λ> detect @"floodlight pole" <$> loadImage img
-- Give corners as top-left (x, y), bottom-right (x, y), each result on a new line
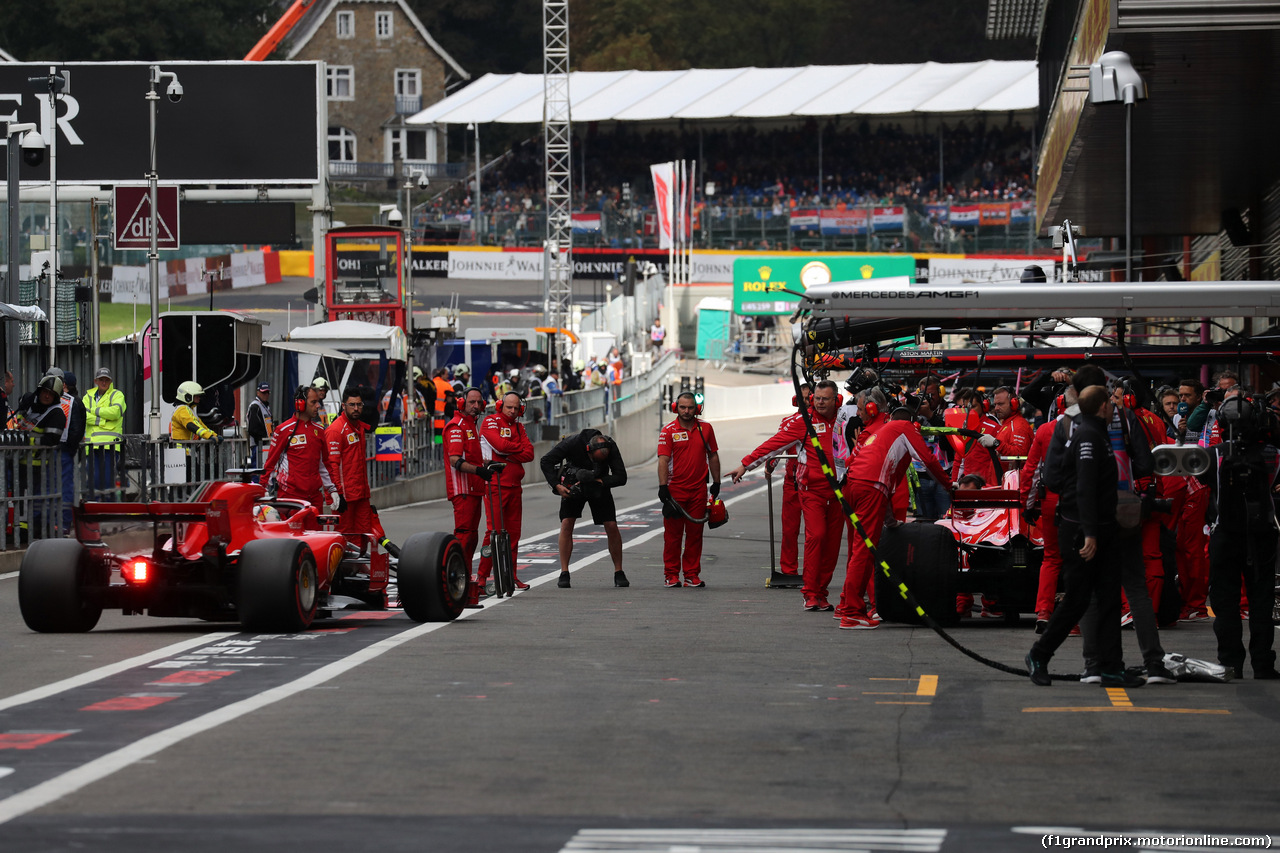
top-left (5, 121), bottom-right (39, 383)
top-left (146, 65), bottom-right (180, 440)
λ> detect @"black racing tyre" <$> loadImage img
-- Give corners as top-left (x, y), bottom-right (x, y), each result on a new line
top-left (492, 530), bottom-right (514, 598)
top-left (18, 540), bottom-right (103, 633)
top-left (237, 539), bottom-right (319, 633)
top-left (872, 521), bottom-right (961, 627)
top-left (399, 531), bottom-right (467, 622)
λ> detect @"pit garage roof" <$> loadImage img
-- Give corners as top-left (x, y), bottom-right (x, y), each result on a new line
top-left (1039, 17), bottom-right (1280, 237)
top-left (406, 61), bottom-right (1037, 125)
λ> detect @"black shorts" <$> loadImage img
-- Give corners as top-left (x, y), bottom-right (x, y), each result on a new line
top-left (559, 488), bottom-right (617, 524)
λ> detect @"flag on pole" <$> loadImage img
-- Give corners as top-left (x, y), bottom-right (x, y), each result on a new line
top-left (650, 162), bottom-right (674, 250)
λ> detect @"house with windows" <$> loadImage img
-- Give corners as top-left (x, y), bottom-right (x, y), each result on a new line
top-left (282, 0), bottom-right (469, 180)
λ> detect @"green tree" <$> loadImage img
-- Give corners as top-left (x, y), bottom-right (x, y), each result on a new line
top-left (0, 0), bottom-right (275, 61)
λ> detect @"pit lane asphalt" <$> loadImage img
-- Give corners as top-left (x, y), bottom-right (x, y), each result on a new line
top-left (0, 414), bottom-right (1277, 853)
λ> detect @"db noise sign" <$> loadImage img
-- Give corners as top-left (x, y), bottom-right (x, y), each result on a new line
top-left (114, 186), bottom-right (180, 250)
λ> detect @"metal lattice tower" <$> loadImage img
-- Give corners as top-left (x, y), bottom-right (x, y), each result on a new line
top-left (543, 0), bottom-right (573, 368)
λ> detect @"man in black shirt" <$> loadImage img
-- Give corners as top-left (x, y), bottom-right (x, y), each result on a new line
top-left (540, 429), bottom-right (628, 589)
top-left (1197, 397), bottom-right (1280, 679)
top-left (1027, 385), bottom-right (1139, 687)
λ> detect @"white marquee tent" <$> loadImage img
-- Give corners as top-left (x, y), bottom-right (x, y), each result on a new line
top-left (407, 60), bottom-right (1037, 126)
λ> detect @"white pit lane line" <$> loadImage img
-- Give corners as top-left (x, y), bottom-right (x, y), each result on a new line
top-left (0, 482), bottom-right (768, 825)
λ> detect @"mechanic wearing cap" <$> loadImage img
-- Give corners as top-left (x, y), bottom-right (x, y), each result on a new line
top-left (729, 380), bottom-right (842, 612)
top-left (540, 429), bottom-right (629, 588)
top-left (311, 376), bottom-right (333, 426)
top-left (84, 367), bottom-right (126, 495)
top-left (246, 382), bottom-right (273, 465)
top-left (657, 391), bottom-right (720, 588)
top-left (477, 391), bottom-right (535, 592)
top-left (260, 385), bottom-right (340, 512)
top-left (445, 387), bottom-right (497, 573)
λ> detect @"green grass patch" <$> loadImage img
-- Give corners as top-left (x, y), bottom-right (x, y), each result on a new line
top-left (98, 302), bottom-right (204, 342)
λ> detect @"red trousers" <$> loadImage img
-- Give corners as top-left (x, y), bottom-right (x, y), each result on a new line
top-left (282, 487), bottom-right (325, 510)
top-left (779, 472), bottom-right (801, 574)
top-left (662, 490), bottom-right (706, 584)
top-left (800, 489), bottom-right (845, 602)
top-left (838, 484), bottom-right (889, 618)
top-left (477, 487), bottom-right (523, 583)
top-left (1178, 486), bottom-right (1210, 614)
top-left (450, 494), bottom-right (483, 574)
top-left (337, 497), bottom-right (373, 546)
top-left (1033, 491), bottom-right (1061, 615)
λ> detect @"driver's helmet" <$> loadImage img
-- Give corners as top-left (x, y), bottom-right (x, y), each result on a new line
top-left (255, 505), bottom-right (282, 523)
top-left (176, 381), bottom-right (204, 405)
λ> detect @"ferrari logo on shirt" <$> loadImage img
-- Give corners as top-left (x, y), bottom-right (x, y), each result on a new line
top-left (672, 431), bottom-right (689, 442)
top-left (865, 434), bottom-right (877, 445)
top-left (500, 427), bottom-right (512, 438)
top-left (289, 434), bottom-right (307, 446)
top-left (346, 433), bottom-right (358, 444)
top-left (814, 423), bottom-right (827, 433)
top-left (467, 431), bottom-right (476, 439)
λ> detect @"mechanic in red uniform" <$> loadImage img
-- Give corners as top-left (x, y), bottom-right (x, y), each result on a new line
top-left (477, 391), bottom-right (535, 591)
top-left (657, 391), bottom-right (721, 587)
top-left (729, 380), bottom-right (843, 611)
top-left (838, 399), bottom-right (952, 629)
top-left (767, 384), bottom-right (811, 577)
top-left (445, 387), bottom-right (496, 572)
top-left (324, 385), bottom-right (399, 556)
top-left (260, 385), bottom-right (340, 511)
top-left (1022, 388), bottom-right (1072, 632)
top-left (992, 385), bottom-right (1034, 461)
top-left (949, 387), bottom-right (1001, 485)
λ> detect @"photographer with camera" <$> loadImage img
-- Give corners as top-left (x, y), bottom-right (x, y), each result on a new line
top-left (446, 387), bottom-right (501, 572)
top-left (540, 429), bottom-right (629, 588)
top-left (1196, 395), bottom-right (1280, 680)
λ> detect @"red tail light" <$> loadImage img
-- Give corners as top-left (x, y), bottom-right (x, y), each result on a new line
top-left (123, 558), bottom-right (151, 584)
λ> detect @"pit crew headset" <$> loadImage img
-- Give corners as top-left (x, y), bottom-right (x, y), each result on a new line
top-left (670, 391), bottom-right (703, 415)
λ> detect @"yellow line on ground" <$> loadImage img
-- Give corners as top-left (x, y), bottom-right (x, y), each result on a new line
top-left (1105, 687), bottom-right (1132, 707)
top-left (916, 675), bottom-right (939, 697)
top-left (1022, 706), bottom-right (1230, 714)
top-left (862, 692), bottom-right (919, 696)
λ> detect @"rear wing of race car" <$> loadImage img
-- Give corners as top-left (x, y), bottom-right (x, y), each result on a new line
top-left (950, 489), bottom-right (1021, 510)
top-left (75, 501), bottom-right (231, 546)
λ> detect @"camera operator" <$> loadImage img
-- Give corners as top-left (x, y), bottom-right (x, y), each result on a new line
top-left (540, 430), bottom-right (629, 589)
top-left (1196, 396), bottom-right (1280, 679)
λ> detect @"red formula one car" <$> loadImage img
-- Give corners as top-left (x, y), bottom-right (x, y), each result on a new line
top-left (17, 479), bottom-right (469, 633)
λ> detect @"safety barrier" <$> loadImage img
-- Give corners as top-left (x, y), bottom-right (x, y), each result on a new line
top-left (0, 420), bottom-right (446, 550)
top-left (0, 442), bottom-right (63, 550)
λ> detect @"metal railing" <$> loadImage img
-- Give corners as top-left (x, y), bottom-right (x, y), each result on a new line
top-left (329, 161), bottom-right (465, 181)
top-left (0, 441), bottom-right (63, 549)
top-left (0, 419), bottom-right (448, 550)
top-left (419, 200), bottom-right (1046, 253)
